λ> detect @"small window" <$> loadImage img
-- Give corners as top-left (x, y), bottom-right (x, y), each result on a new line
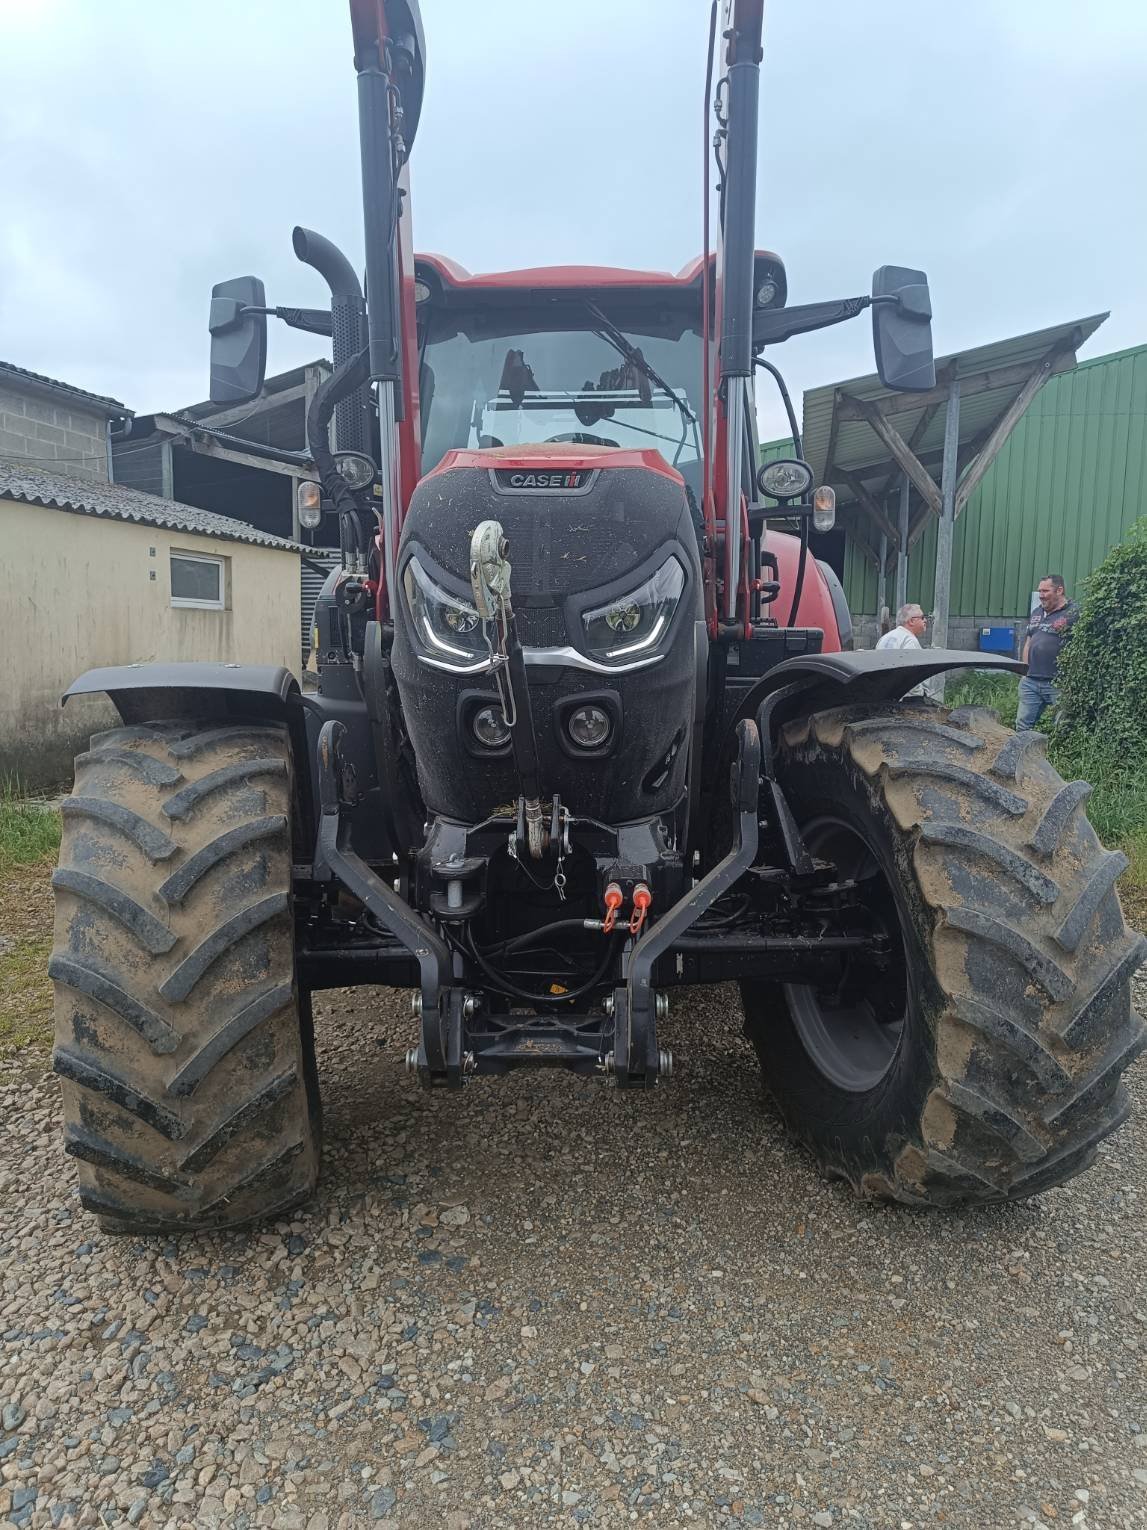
top-left (170, 551), bottom-right (226, 610)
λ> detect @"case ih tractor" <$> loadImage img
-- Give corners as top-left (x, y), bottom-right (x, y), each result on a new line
top-left (50, 0), bottom-right (1144, 1233)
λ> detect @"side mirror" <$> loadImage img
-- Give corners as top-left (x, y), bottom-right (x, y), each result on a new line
top-left (209, 276), bottom-right (267, 405)
top-left (872, 266), bottom-right (935, 392)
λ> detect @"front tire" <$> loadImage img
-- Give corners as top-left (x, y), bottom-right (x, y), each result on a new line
top-left (742, 701), bottom-right (1146, 1206)
top-left (50, 718), bottom-right (320, 1232)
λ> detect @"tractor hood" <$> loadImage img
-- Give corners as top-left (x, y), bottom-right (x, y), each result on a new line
top-left (390, 445), bottom-right (704, 824)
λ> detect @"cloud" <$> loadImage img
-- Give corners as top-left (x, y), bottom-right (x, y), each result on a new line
top-left (2, 0), bottom-right (1143, 443)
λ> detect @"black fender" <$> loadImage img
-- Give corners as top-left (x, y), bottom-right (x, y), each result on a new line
top-left (63, 662), bottom-right (300, 722)
top-left (63, 662), bottom-right (316, 837)
top-left (731, 648), bottom-right (1025, 758)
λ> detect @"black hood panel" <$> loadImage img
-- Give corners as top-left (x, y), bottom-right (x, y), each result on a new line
top-left (391, 453), bottom-right (703, 824)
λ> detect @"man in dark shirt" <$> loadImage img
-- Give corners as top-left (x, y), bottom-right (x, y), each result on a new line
top-left (1017, 573), bottom-right (1079, 731)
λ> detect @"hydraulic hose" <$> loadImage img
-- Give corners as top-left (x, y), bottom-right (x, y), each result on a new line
top-left (787, 516), bottom-right (810, 629)
top-left (306, 347), bottom-right (372, 562)
top-left (754, 356), bottom-right (809, 627)
top-left (461, 927), bottom-right (620, 1008)
top-left (482, 918), bottom-right (603, 959)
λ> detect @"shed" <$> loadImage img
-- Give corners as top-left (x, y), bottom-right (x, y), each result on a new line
top-left (840, 341), bottom-right (1147, 642)
top-left (765, 317), bottom-right (1139, 652)
top-left (0, 461), bottom-right (304, 785)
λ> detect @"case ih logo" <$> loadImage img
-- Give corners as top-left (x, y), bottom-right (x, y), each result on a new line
top-left (495, 469), bottom-right (590, 491)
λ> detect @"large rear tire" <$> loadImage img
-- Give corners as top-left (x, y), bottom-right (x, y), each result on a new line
top-left (742, 701), bottom-right (1146, 1206)
top-left (50, 718), bottom-right (320, 1233)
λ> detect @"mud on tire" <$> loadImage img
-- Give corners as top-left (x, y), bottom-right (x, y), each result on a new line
top-left (50, 719), bottom-right (320, 1233)
top-left (742, 701), bottom-right (1146, 1206)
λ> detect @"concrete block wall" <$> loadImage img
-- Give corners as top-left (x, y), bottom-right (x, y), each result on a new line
top-left (853, 613), bottom-right (1025, 656)
top-left (0, 385), bottom-right (109, 481)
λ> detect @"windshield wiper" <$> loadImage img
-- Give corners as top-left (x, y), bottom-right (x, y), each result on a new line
top-left (583, 301), bottom-right (697, 428)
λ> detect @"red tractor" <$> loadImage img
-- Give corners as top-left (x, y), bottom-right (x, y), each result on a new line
top-left (51, 0), bottom-right (1143, 1231)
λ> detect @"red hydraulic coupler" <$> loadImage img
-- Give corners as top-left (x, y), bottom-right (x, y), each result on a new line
top-left (629, 883), bottom-right (652, 937)
top-left (602, 882), bottom-right (624, 935)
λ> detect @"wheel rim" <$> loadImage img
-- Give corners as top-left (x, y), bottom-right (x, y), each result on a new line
top-left (784, 814), bottom-right (909, 1093)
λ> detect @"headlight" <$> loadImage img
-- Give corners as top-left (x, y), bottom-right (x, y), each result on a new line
top-left (581, 557), bottom-right (685, 665)
top-left (334, 451), bottom-right (376, 490)
top-left (403, 557), bottom-right (487, 667)
top-left (757, 457), bottom-right (813, 502)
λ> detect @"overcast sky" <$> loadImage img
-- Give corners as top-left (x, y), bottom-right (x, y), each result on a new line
top-left (3, 0), bottom-right (1146, 444)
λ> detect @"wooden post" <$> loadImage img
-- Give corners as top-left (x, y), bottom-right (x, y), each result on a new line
top-left (931, 374), bottom-right (961, 698)
top-left (895, 472), bottom-right (909, 612)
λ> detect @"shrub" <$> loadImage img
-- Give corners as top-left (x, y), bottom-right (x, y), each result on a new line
top-left (1057, 517), bottom-right (1147, 757)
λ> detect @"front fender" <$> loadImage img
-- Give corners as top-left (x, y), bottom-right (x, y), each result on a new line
top-left (63, 661), bottom-right (315, 841)
top-left (63, 662), bottom-right (300, 724)
top-left (734, 648), bottom-right (1025, 755)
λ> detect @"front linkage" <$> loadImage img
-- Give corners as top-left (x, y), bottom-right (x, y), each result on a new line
top-left (304, 687), bottom-right (892, 1092)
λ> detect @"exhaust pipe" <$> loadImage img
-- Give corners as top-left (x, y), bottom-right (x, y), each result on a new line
top-left (292, 226), bottom-right (371, 455)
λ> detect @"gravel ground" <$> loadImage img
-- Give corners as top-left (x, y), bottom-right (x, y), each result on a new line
top-left (1, 970), bottom-right (1145, 1530)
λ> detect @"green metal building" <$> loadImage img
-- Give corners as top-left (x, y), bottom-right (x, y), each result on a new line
top-left (763, 341), bottom-right (1147, 633)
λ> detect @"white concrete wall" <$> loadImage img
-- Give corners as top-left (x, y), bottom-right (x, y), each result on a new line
top-left (0, 497), bottom-right (301, 784)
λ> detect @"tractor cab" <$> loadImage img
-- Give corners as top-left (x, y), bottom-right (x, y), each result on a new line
top-left (414, 253), bottom-right (788, 518)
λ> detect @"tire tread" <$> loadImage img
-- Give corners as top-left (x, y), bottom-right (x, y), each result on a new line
top-left (51, 718), bottom-right (318, 1233)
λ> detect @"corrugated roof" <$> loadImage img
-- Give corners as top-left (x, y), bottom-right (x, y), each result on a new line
top-left (0, 360), bottom-right (129, 415)
top-left (0, 460), bottom-right (302, 551)
top-left (801, 314), bottom-right (1108, 492)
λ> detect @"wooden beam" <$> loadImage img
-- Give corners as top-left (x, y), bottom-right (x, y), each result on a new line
top-left (953, 339), bottom-right (1075, 515)
top-left (167, 430), bottom-right (318, 482)
top-left (874, 396), bottom-right (941, 506)
top-left (835, 350), bottom-right (1076, 422)
top-left (846, 395), bottom-right (943, 518)
top-left (821, 388), bottom-right (843, 485)
top-left (836, 466), bottom-right (901, 549)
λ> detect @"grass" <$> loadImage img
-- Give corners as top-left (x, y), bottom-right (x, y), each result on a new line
top-left (944, 669), bottom-right (1021, 730)
top-left (0, 780), bottom-right (61, 867)
top-left (945, 670), bottom-right (1147, 921)
top-left (0, 782), bottom-right (60, 1067)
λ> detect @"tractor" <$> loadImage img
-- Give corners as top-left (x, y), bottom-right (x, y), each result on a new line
top-left (50, 0), bottom-right (1144, 1232)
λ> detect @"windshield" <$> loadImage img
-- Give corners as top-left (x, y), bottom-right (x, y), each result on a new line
top-left (420, 307), bottom-right (703, 481)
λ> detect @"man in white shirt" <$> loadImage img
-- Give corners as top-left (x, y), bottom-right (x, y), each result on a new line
top-left (877, 603), bottom-right (928, 651)
top-left (876, 603), bottom-right (929, 696)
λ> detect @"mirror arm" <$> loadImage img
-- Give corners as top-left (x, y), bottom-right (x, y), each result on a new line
top-left (753, 293), bottom-right (904, 349)
top-left (753, 295), bottom-right (869, 347)
top-left (240, 305), bottom-right (334, 338)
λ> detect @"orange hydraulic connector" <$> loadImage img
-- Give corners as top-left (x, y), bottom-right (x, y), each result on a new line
top-left (602, 882), bottom-right (624, 934)
top-left (629, 883), bottom-right (652, 937)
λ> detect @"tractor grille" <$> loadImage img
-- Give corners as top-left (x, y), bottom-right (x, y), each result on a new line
top-left (515, 607), bottom-right (568, 648)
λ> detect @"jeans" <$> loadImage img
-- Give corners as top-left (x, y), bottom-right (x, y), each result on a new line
top-left (1017, 675), bottom-right (1058, 732)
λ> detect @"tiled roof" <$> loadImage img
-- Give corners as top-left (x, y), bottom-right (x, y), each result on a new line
top-left (0, 360), bottom-right (128, 414)
top-left (0, 460), bottom-right (302, 551)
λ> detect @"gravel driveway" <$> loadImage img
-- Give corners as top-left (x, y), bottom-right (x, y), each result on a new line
top-left (2, 971), bottom-right (1145, 1530)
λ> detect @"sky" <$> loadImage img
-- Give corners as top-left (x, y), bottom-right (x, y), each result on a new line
top-left (3, 0), bottom-right (1146, 444)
